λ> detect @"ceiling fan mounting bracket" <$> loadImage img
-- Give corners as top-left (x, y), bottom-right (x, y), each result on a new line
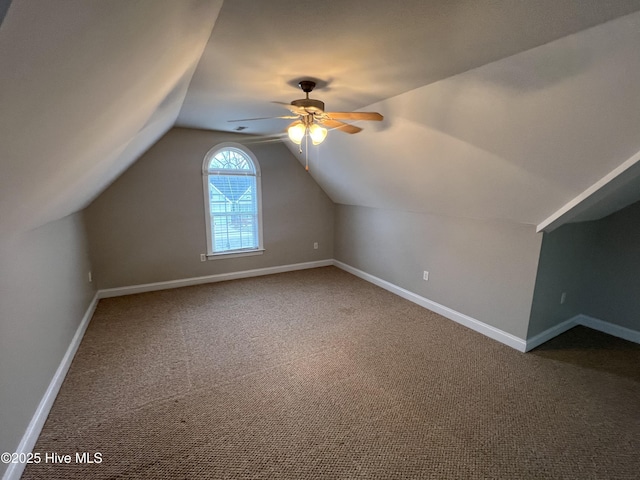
top-left (298, 80), bottom-right (316, 94)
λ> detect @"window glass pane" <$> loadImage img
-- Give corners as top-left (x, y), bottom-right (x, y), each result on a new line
top-left (212, 214), bottom-right (257, 252)
top-left (208, 172), bottom-right (258, 253)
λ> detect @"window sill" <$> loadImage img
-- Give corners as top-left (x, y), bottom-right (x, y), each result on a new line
top-left (206, 248), bottom-right (265, 260)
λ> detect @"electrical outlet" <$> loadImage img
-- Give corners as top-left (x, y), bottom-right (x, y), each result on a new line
top-left (560, 292), bottom-right (567, 304)
top-left (423, 271), bottom-right (429, 281)
top-left (313, 242), bottom-right (319, 250)
top-left (200, 254), bottom-right (207, 262)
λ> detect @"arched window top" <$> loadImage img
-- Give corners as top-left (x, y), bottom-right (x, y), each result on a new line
top-left (204, 143), bottom-right (259, 175)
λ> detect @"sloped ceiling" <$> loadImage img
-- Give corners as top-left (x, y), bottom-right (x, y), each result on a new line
top-left (2, 0), bottom-right (640, 239)
top-left (308, 12), bottom-right (640, 226)
top-left (0, 0), bottom-right (223, 238)
top-left (179, 0), bottom-right (640, 135)
top-left (179, 0), bottom-right (640, 228)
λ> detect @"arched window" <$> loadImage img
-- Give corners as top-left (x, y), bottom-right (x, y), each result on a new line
top-left (202, 143), bottom-right (263, 257)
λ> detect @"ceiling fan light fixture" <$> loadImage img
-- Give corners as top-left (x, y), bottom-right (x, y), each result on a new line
top-left (309, 123), bottom-right (327, 145)
top-left (287, 122), bottom-right (306, 144)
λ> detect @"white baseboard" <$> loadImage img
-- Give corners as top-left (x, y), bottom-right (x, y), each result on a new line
top-left (576, 314), bottom-right (640, 344)
top-left (2, 292), bottom-right (100, 480)
top-left (98, 259), bottom-right (334, 298)
top-left (524, 317), bottom-right (578, 352)
top-left (525, 314), bottom-right (640, 351)
top-left (333, 260), bottom-right (528, 352)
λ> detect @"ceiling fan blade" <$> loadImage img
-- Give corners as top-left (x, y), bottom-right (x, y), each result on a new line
top-left (318, 118), bottom-right (362, 134)
top-left (324, 111), bottom-right (383, 121)
top-left (228, 115), bottom-right (298, 122)
top-left (272, 102), bottom-right (307, 115)
top-left (237, 134), bottom-right (287, 145)
top-left (305, 105), bottom-right (324, 114)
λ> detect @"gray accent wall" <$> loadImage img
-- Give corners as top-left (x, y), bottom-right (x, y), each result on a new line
top-left (529, 199), bottom-right (640, 338)
top-left (581, 200), bottom-right (640, 330)
top-left (527, 222), bottom-right (598, 337)
top-left (0, 213), bottom-right (95, 476)
top-left (334, 205), bottom-right (543, 339)
top-left (85, 128), bottom-right (335, 289)
top-left (0, 0), bottom-right (12, 27)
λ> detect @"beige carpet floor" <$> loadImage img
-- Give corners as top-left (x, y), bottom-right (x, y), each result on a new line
top-left (22, 266), bottom-right (640, 479)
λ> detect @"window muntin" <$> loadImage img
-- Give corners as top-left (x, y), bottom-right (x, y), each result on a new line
top-left (208, 148), bottom-right (253, 172)
top-left (203, 144), bottom-right (263, 256)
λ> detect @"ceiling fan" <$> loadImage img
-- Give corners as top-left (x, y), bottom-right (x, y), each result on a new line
top-left (229, 80), bottom-right (383, 146)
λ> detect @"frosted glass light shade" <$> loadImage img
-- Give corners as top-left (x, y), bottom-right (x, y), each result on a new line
top-left (309, 124), bottom-right (327, 145)
top-left (287, 122), bottom-right (306, 144)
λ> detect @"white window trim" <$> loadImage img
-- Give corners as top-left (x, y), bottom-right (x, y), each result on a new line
top-left (206, 248), bottom-right (265, 260)
top-left (202, 142), bottom-right (264, 259)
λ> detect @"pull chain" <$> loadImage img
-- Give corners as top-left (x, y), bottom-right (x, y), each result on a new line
top-left (305, 129), bottom-right (309, 171)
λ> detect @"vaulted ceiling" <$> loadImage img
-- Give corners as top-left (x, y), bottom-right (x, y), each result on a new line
top-left (2, 0), bottom-right (640, 239)
top-left (0, 0), bottom-right (223, 237)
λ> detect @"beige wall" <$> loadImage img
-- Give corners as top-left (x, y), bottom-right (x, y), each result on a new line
top-left (85, 128), bottom-right (335, 289)
top-left (0, 213), bottom-right (95, 474)
top-left (334, 204), bottom-right (543, 339)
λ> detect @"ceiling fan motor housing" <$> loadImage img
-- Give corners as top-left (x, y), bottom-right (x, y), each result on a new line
top-left (292, 80), bottom-right (324, 113)
top-left (291, 98), bottom-right (325, 113)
